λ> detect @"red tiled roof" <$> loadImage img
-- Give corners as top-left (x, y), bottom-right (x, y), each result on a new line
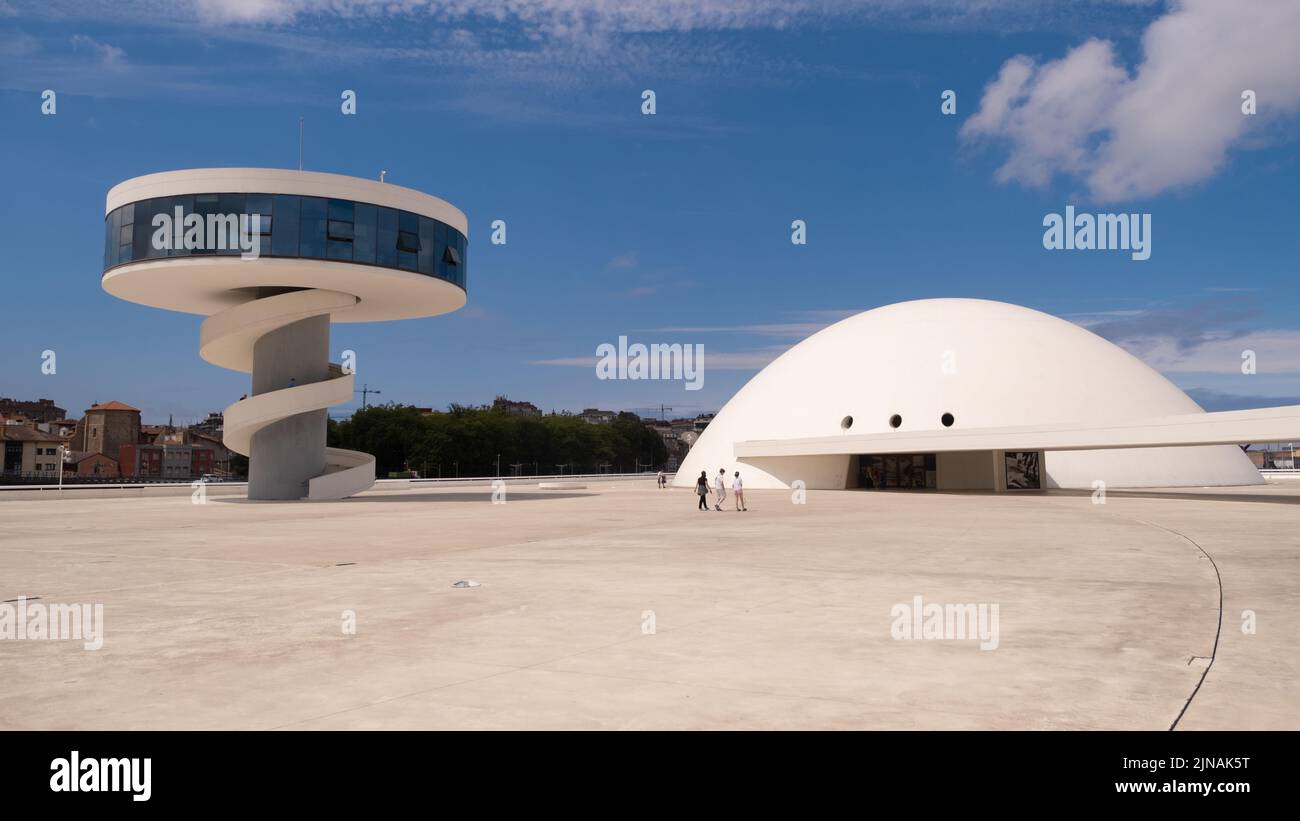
top-left (88, 401), bottom-right (140, 412)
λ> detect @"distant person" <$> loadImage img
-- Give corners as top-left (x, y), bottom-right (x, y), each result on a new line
top-left (714, 468), bottom-right (728, 511)
top-left (733, 471), bottom-right (746, 511)
top-left (657, 469), bottom-right (666, 489)
top-left (695, 470), bottom-right (710, 511)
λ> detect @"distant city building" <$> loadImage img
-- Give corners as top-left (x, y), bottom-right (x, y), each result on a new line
top-left (579, 408), bottom-right (616, 425)
top-left (72, 401), bottom-right (141, 462)
top-left (0, 397), bottom-right (66, 423)
top-left (492, 396), bottom-right (542, 417)
top-left (119, 443), bottom-right (215, 479)
top-left (68, 451), bottom-right (120, 478)
top-left (47, 419), bottom-right (78, 438)
top-left (193, 412), bottom-right (224, 435)
top-left (186, 430), bottom-right (236, 476)
top-left (639, 415), bottom-right (681, 454)
top-left (1, 426), bottom-right (64, 478)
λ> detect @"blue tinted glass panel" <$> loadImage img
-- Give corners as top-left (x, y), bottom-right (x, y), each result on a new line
top-left (418, 217), bottom-right (435, 275)
top-left (104, 214), bottom-right (114, 269)
top-left (327, 220), bottom-right (353, 241)
top-left (271, 195), bottom-right (299, 257)
top-left (117, 206), bottom-right (133, 266)
top-left (244, 194), bottom-right (270, 213)
top-left (353, 203), bottom-right (376, 264)
top-left (131, 199), bottom-right (153, 260)
top-left (377, 207), bottom-right (398, 267)
top-left (189, 194), bottom-right (217, 256)
top-left (217, 193), bottom-right (244, 256)
top-left (434, 222), bottom-right (448, 280)
top-left (245, 196), bottom-right (272, 256)
top-left (462, 237), bottom-right (469, 287)
top-left (171, 196), bottom-right (196, 257)
top-left (218, 193), bottom-right (243, 213)
top-left (106, 195), bottom-right (466, 288)
top-left (328, 199), bottom-right (354, 221)
top-left (299, 197), bottom-right (328, 259)
top-left (397, 230), bottom-right (420, 254)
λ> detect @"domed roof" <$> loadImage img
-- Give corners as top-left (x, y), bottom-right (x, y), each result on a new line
top-left (677, 298), bottom-right (1261, 489)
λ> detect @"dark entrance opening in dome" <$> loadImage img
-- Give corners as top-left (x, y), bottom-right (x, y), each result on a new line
top-left (854, 453), bottom-right (936, 489)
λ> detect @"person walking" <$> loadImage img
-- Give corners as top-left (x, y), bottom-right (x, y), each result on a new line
top-left (695, 470), bottom-right (711, 511)
top-left (657, 469), bottom-right (666, 489)
top-left (714, 468), bottom-right (728, 511)
top-left (733, 471), bottom-right (747, 511)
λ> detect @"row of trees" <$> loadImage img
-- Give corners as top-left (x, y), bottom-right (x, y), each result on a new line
top-left (327, 404), bottom-right (670, 477)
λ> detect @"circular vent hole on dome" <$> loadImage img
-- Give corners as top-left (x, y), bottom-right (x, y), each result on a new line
top-left (889, 414), bottom-right (902, 429)
top-left (841, 415), bottom-right (854, 430)
top-left (941, 412), bottom-right (954, 428)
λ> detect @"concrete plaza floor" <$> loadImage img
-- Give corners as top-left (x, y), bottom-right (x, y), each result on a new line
top-left (1, 479), bottom-right (1297, 730)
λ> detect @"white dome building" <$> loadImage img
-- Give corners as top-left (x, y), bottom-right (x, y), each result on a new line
top-left (676, 299), bottom-right (1265, 491)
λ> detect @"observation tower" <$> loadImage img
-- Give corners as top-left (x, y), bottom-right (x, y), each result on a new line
top-left (102, 168), bottom-right (468, 500)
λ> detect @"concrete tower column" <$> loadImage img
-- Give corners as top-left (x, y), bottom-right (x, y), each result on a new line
top-left (246, 314), bottom-right (331, 500)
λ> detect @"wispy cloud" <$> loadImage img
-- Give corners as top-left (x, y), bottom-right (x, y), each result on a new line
top-left (607, 250), bottom-right (638, 269)
top-left (1071, 296), bottom-right (1300, 375)
top-left (1185, 388), bottom-right (1300, 412)
top-left (69, 34), bottom-right (126, 69)
top-left (2, 0), bottom-right (1169, 103)
top-left (536, 307), bottom-right (858, 372)
top-left (532, 346), bottom-right (785, 370)
top-left (646, 322), bottom-right (829, 338)
top-left (645, 309), bottom-right (859, 338)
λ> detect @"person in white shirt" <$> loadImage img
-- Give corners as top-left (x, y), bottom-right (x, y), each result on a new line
top-left (732, 471), bottom-right (746, 511)
top-left (714, 468), bottom-right (727, 511)
top-left (657, 469), bottom-right (666, 489)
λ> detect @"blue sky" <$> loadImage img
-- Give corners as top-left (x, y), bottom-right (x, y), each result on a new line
top-left (1, 0), bottom-right (1298, 424)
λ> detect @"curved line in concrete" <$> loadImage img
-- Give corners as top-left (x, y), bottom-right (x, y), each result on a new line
top-left (1134, 518), bottom-right (1225, 731)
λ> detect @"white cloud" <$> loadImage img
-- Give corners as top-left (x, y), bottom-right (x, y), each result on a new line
top-left (69, 34), bottom-right (126, 68)
top-left (962, 0), bottom-right (1300, 201)
top-left (194, 0), bottom-right (299, 25)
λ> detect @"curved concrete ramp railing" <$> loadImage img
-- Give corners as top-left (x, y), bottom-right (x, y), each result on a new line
top-left (200, 289), bottom-right (375, 500)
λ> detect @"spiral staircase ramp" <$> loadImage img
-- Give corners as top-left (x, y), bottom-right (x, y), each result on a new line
top-left (199, 289), bottom-right (375, 500)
